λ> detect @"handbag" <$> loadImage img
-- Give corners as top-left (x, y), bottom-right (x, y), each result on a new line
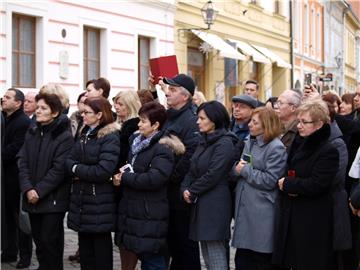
top-left (19, 193), bottom-right (31, 235)
top-left (349, 147), bottom-right (360, 179)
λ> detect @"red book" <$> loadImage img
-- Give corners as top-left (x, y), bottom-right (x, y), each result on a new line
top-left (149, 55), bottom-right (179, 84)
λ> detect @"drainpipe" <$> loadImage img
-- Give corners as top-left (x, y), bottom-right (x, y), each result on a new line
top-left (290, 0), bottom-right (294, 88)
top-left (340, 1), bottom-right (350, 94)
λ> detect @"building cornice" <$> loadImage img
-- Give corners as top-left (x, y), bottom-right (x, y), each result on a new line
top-left (144, 0), bottom-right (176, 12)
top-left (294, 53), bottom-right (324, 67)
top-left (176, 2), bottom-right (290, 44)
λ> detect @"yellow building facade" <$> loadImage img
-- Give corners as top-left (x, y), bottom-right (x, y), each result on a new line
top-left (344, 9), bottom-right (360, 93)
top-left (174, 0), bottom-right (292, 107)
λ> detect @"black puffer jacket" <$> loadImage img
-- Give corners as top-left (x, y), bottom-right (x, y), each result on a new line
top-left (66, 122), bottom-right (120, 233)
top-left (18, 115), bottom-right (74, 213)
top-left (115, 132), bottom-right (184, 255)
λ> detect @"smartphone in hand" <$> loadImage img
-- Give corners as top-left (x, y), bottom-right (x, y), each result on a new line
top-left (120, 164), bottom-right (134, 173)
top-left (242, 153), bottom-right (252, 164)
top-left (304, 73), bottom-right (312, 86)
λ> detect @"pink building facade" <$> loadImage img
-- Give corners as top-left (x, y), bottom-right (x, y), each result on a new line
top-left (1, 0), bottom-right (175, 106)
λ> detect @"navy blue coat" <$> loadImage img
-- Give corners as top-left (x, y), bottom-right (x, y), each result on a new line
top-left (66, 122), bottom-right (120, 233)
top-left (116, 132), bottom-right (181, 255)
top-left (181, 129), bottom-right (237, 241)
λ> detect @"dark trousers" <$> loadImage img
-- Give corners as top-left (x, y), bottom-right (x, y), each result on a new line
top-left (343, 182), bottom-right (360, 270)
top-left (78, 232), bottom-right (113, 270)
top-left (139, 254), bottom-right (167, 270)
top-left (2, 194), bottom-right (33, 262)
top-left (29, 212), bottom-right (65, 270)
top-left (235, 249), bottom-right (276, 270)
top-left (168, 209), bottom-right (201, 270)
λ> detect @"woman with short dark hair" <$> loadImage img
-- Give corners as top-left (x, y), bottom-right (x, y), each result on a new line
top-left (18, 93), bottom-right (74, 270)
top-left (112, 90), bottom-right (142, 270)
top-left (322, 93), bottom-right (341, 116)
top-left (66, 96), bottom-right (120, 270)
top-left (181, 100), bottom-right (237, 269)
top-left (115, 101), bottom-right (184, 270)
top-left (339, 93), bottom-right (355, 115)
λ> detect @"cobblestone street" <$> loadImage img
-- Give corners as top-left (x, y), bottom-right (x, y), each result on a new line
top-left (1, 217), bottom-right (236, 270)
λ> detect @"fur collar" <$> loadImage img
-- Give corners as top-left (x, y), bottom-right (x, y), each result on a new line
top-left (81, 122), bottom-right (121, 138)
top-left (159, 134), bottom-right (185, 155)
top-left (97, 122), bottom-right (121, 138)
top-left (131, 132), bottom-right (186, 155)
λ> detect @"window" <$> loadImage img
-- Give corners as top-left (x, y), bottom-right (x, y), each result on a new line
top-left (12, 14), bottom-right (36, 88)
top-left (83, 26), bottom-right (100, 85)
top-left (249, 61), bottom-right (259, 82)
top-left (311, 8), bottom-right (315, 53)
top-left (293, 0), bottom-right (299, 46)
top-left (188, 47), bottom-right (205, 94)
top-left (316, 12), bottom-right (321, 55)
top-left (346, 30), bottom-right (355, 67)
top-left (274, 0), bottom-right (280, 14)
top-left (138, 36), bottom-right (150, 90)
top-left (304, 4), bottom-right (309, 48)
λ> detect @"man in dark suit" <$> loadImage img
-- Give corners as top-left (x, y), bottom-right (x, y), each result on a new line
top-left (1, 88), bottom-right (33, 269)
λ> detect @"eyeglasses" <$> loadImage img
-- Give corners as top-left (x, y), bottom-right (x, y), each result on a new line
top-left (297, 119), bottom-right (316, 125)
top-left (81, 110), bottom-right (94, 115)
top-left (275, 101), bottom-right (293, 107)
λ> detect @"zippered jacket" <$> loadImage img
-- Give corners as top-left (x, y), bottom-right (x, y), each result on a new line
top-left (18, 114), bottom-right (74, 213)
top-left (66, 122), bottom-right (120, 233)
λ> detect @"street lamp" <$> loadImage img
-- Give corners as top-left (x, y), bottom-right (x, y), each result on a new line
top-left (178, 0), bottom-right (219, 32)
top-left (201, 1), bottom-right (218, 30)
top-left (335, 52), bottom-right (343, 69)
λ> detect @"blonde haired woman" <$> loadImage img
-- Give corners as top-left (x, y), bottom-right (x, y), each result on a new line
top-left (113, 90), bottom-right (141, 166)
top-left (193, 90), bottom-right (207, 107)
top-left (113, 90), bottom-right (141, 270)
top-left (113, 91), bottom-right (141, 125)
top-left (39, 83), bottom-right (70, 114)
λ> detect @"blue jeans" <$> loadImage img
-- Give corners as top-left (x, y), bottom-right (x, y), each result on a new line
top-left (139, 254), bottom-right (167, 270)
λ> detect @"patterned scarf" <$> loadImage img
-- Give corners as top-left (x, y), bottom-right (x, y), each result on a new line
top-left (131, 132), bottom-right (158, 156)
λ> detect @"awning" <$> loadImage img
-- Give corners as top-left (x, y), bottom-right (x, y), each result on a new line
top-left (228, 38), bottom-right (271, 64)
top-left (252, 45), bottom-right (292, 69)
top-left (191, 30), bottom-right (246, 61)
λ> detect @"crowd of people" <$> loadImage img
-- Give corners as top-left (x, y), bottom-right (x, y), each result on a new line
top-left (1, 74), bottom-right (360, 270)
